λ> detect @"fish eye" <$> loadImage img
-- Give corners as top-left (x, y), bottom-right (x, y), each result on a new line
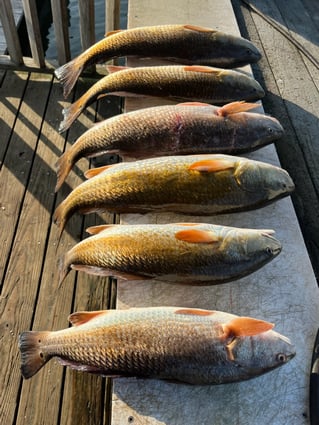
top-left (268, 127), bottom-right (274, 133)
top-left (277, 353), bottom-right (287, 363)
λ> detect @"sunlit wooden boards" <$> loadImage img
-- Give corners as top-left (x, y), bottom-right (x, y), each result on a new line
top-left (110, 0), bottom-right (319, 424)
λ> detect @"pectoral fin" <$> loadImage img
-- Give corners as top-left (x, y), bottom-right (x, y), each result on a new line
top-left (175, 308), bottom-right (215, 316)
top-left (86, 224), bottom-right (115, 235)
top-left (105, 29), bottom-right (123, 37)
top-left (106, 65), bottom-right (130, 74)
top-left (223, 317), bottom-right (274, 339)
top-left (183, 24), bottom-right (217, 33)
top-left (189, 158), bottom-right (235, 173)
top-left (184, 65), bottom-right (217, 73)
top-left (68, 310), bottom-right (109, 326)
top-left (216, 101), bottom-right (259, 117)
top-left (85, 164), bottom-right (115, 179)
top-left (175, 229), bottom-right (219, 243)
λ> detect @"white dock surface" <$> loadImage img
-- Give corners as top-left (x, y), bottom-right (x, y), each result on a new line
top-left (111, 1), bottom-right (319, 424)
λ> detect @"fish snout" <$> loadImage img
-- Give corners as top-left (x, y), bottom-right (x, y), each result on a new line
top-left (249, 80), bottom-right (265, 101)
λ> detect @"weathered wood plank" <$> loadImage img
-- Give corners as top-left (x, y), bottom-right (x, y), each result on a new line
top-left (22, 0), bottom-right (45, 67)
top-left (0, 71), bottom-right (54, 425)
top-left (50, 0), bottom-right (71, 64)
top-left (79, 0), bottom-right (95, 51)
top-left (0, 71), bottom-right (28, 166)
top-left (0, 0), bottom-right (23, 64)
top-left (14, 78), bottom-right (89, 425)
top-left (106, 0), bottom-right (120, 33)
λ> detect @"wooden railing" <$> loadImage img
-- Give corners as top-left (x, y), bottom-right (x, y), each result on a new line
top-left (0, 0), bottom-right (120, 71)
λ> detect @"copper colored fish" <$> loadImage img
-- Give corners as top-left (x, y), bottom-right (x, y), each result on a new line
top-left (55, 101), bottom-right (284, 191)
top-left (19, 307), bottom-right (295, 383)
top-left (58, 65), bottom-right (265, 132)
top-left (58, 222), bottom-right (281, 286)
top-left (54, 24), bottom-right (261, 98)
top-left (53, 154), bottom-right (294, 239)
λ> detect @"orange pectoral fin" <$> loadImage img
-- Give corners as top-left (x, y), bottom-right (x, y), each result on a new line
top-left (189, 158), bottom-right (235, 173)
top-left (184, 65), bottom-right (216, 73)
top-left (175, 308), bottom-right (215, 316)
top-left (183, 24), bottom-right (217, 33)
top-left (216, 101), bottom-right (260, 117)
top-left (223, 317), bottom-right (274, 339)
top-left (106, 65), bottom-right (130, 74)
top-left (85, 164), bottom-right (115, 179)
top-left (175, 229), bottom-right (219, 244)
top-left (68, 310), bottom-right (109, 326)
top-left (86, 224), bottom-right (115, 235)
top-left (105, 29), bottom-right (123, 37)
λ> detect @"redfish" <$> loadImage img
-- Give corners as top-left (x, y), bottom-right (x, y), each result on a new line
top-left (58, 65), bottom-right (265, 132)
top-left (53, 154), bottom-right (294, 239)
top-left (19, 307), bottom-right (295, 383)
top-left (54, 24), bottom-right (261, 98)
top-left (58, 222), bottom-right (281, 286)
top-left (55, 101), bottom-right (284, 191)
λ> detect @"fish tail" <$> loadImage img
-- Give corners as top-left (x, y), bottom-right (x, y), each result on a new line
top-left (58, 252), bottom-right (71, 287)
top-left (55, 150), bottom-right (74, 192)
top-left (19, 331), bottom-right (51, 379)
top-left (54, 57), bottom-right (85, 98)
top-left (59, 94), bottom-right (87, 133)
top-left (53, 200), bottom-right (69, 243)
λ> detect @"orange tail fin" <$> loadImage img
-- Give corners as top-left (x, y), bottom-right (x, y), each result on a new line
top-left (55, 151), bottom-right (73, 192)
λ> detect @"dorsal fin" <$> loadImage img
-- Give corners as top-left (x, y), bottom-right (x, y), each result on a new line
top-left (105, 29), bottom-right (123, 37)
top-left (85, 164), bottom-right (115, 179)
top-left (177, 101), bottom-right (212, 107)
top-left (184, 65), bottom-right (216, 73)
top-left (183, 24), bottom-right (217, 34)
top-left (175, 308), bottom-right (215, 316)
top-left (175, 229), bottom-right (219, 244)
top-left (174, 222), bottom-right (201, 226)
top-left (216, 101), bottom-right (259, 117)
top-left (223, 317), bottom-right (274, 338)
top-left (107, 65), bottom-right (129, 74)
top-left (68, 311), bottom-right (109, 326)
top-left (86, 224), bottom-right (115, 235)
top-left (189, 158), bottom-right (235, 173)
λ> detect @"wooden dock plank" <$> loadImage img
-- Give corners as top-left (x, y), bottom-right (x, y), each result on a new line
top-left (0, 71), bottom-right (27, 168)
top-left (14, 79), bottom-right (96, 425)
top-left (112, 1), bottom-right (319, 424)
top-left (0, 71), bottom-right (54, 425)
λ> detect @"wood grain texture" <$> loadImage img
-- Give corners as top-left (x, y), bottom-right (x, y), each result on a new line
top-left (50, 0), bottom-right (70, 64)
top-left (0, 0), bottom-right (23, 63)
top-left (22, 0), bottom-right (45, 67)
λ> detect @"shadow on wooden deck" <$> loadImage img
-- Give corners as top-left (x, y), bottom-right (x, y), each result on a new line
top-left (0, 70), bottom-right (119, 425)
